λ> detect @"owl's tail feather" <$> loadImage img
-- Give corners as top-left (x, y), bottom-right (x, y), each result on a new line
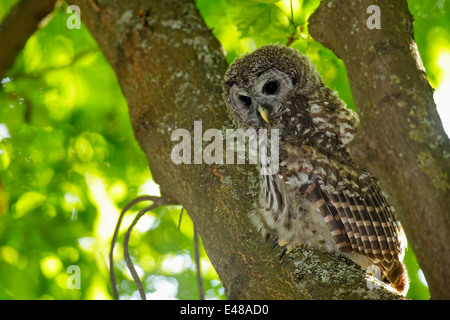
top-left (382, 261), bottom-right (410, 296)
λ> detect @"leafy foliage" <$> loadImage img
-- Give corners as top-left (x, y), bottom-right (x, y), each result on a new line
top-left (1, 0), bottom-right (447, 300)
top-left (0, 3), bottom-right (222, 300)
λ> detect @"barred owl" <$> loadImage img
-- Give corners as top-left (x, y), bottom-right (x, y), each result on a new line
top-left (223, 45), bottom-right (409, 295)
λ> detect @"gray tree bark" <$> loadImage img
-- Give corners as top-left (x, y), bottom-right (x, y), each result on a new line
top-left (309, 0), bottom-right (449, 300)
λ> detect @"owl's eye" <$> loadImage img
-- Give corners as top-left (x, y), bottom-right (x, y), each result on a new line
top-left (239, 95), bottom-right (252, 107)
top-left (263, 80), bottom-right (279, 95)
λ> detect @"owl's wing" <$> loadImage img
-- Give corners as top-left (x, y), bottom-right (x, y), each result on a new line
top-left (301, 180), bottom-right (404, 261)
top-left (298, 178), bottom-right (408, 293)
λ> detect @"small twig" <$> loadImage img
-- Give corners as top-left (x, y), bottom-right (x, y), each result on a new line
top-left (10, 49), bottom-right (97, 80)
top-left (109, 195), bottom-right (163, 300)
top-left (177, 206), bottom-right (205, 299)
top-left (177, 207), bottom-right (184, 232)
top-left (286, 26), bottom-right (298, 47)
top-left (193, 224), bottom-right (205, 300)
top-left (290, 0), bottom-right (294, 23)
top-left (286, 0), bottom-right (298, 47)
top-left (123, 204), bottom-right (160, 300)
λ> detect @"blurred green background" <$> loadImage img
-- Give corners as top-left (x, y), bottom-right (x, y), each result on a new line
top-left (1, 0), bottom-right (448, 300)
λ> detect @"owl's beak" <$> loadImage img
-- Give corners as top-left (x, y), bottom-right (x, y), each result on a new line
top-left (258, 105), bottom-right (270, 123)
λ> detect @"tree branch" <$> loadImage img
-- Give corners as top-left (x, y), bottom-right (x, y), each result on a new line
top-left (309, 0), bottom-right (450, 299)
top-left (0, 0), bottom-right (58, 79)
top-left (109, 195), bottom-right (172, 300)
top-left (68, 0), bottom-right (404, 299)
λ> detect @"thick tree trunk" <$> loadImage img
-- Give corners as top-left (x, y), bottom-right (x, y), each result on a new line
top-left (309, 0), bottom-right (450, 300)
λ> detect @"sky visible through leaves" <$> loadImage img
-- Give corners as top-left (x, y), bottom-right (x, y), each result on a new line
top-left (0, 0), bottom-right (448, 300)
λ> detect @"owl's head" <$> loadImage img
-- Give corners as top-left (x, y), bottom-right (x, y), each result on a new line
top-left (223, 45), bottom-right (322, 129)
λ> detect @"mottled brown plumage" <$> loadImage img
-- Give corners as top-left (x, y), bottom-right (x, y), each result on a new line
top-left (223, 44), bottom-right (409, 295)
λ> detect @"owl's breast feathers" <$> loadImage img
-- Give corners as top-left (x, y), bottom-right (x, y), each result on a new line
top-left (275, 98), bottom-right (409, 294)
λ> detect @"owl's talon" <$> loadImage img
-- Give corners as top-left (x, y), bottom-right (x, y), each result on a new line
top-left (279, 248), bottom-right (288, 260)
top-left (271, 239), bottom-right (279, 250)
top-left (271, 238), bottom-right (288, 259)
